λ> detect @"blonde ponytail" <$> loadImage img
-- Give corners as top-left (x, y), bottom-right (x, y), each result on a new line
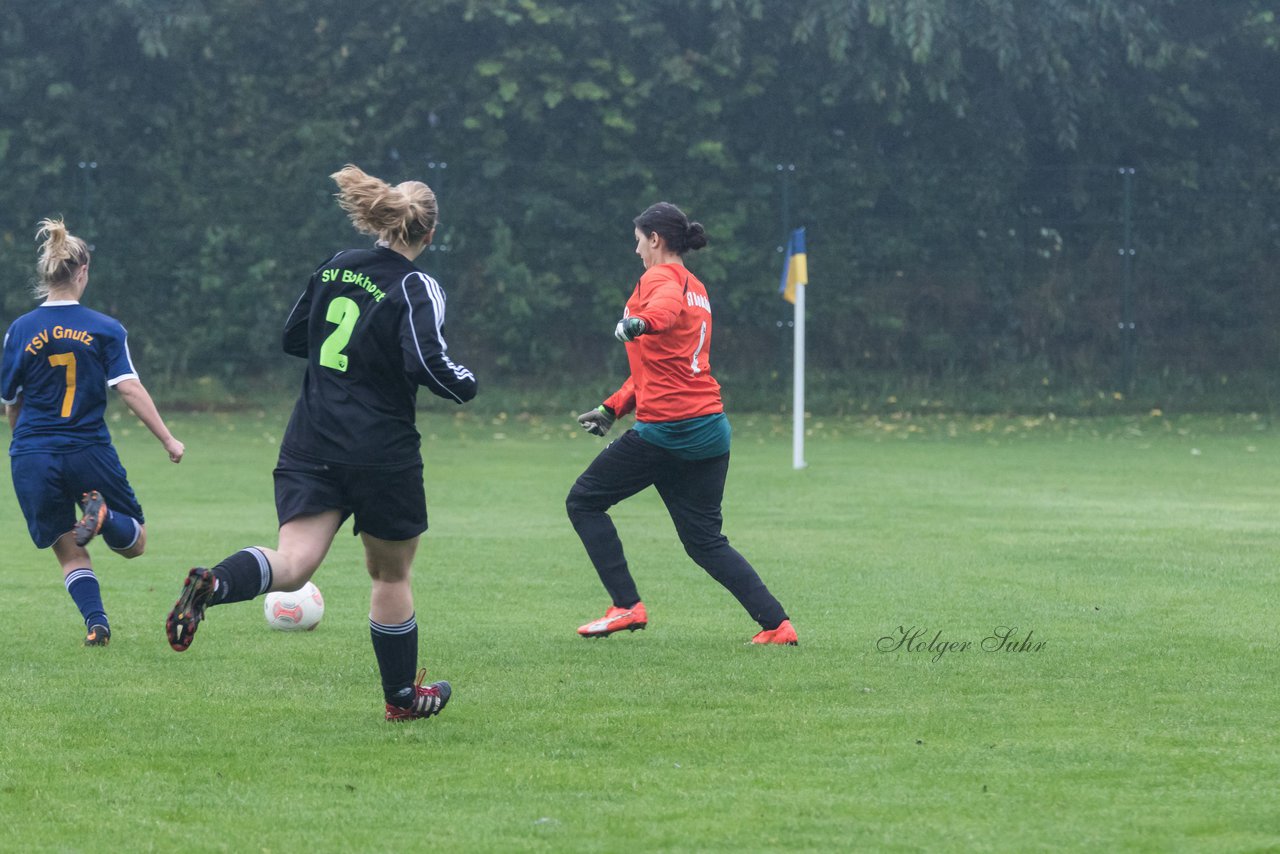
top-left (34, 218), bottom-right (91, 298)
top-left (330, 164), bottom-right (437, 248)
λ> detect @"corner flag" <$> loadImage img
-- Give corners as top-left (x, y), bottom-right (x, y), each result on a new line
top-left (779, 227), bottom-right (808, 304)
top-left (778, 226), bottom-right (808, 469)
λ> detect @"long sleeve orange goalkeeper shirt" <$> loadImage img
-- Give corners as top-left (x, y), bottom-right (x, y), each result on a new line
top-left (603, 263), bottom-right (723, 423)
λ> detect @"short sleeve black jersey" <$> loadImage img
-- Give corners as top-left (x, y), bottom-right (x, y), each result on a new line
top-left (279, 245), bottom-right (477, 467)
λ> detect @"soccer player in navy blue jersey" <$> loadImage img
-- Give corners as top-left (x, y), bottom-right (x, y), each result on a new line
top-left (166, 164), bottom-right (477, 722)
top-left (2, 218), bottom-right (185, 647)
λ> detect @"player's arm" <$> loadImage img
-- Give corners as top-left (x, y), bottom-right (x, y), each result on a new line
top-left (602, 376), bottom-right (636, 418)
top-left (401, 274), bottom-right (478, 404)
top-left (98, 325), bottom-right (182, 460)
top-left (619, 273), bottom-right (684, 339)
top-left (284, 258), bottom-right (340, 357)
top-left (281, 284), bottom-right (314, 358)
top-left (1, 331), bottom-right (22, 428)
top-left (113, 379), bottom-right (184, 463)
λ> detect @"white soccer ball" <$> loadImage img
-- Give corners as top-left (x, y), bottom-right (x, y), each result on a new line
top-left (264, 581), bottom-right (325, 631)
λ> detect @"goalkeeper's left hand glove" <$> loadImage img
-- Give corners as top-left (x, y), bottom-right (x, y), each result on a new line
top-left (577, 405), bottom-right (615, 437)
top-left (614, 316), bottom-right (647, 342)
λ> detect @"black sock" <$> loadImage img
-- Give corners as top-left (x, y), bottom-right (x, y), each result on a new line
top-left (370, 614), bottom-right (418, 706)
top-left (210, 548), bottom-right (273, 605)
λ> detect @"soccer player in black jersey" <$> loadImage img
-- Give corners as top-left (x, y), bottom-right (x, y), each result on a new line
top-left (165, 164), bottom-right (477, 722)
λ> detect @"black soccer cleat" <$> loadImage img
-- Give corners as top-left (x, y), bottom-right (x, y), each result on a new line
top-left (73, 491), bottom-right (108, 547)
top-left (84, 624), bottom-right (111, 647)
top-left (166, 567), bottom-right (215, 652)
top-left (385, 670), bottom-right (452, 721)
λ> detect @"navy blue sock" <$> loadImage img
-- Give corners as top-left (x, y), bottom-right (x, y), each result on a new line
top-left (370, 614), bottom-right (418, 706)
top-left (100, 508), bottom-right (142, 551)
top-left (209, 548), bottom-right (273, 605)
top-left (64, 568), bottom-right (108, 629)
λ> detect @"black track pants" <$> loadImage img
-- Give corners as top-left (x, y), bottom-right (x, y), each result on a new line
top-left (566, 429), bottom-right (788, 630)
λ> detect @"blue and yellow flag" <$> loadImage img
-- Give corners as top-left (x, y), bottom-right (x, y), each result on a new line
top-left (779, 227), bottom-right (807, 304)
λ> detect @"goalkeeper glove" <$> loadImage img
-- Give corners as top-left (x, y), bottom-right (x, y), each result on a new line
top-left (577, 405), bottom-right (615, 437)
top-left (614, 316), bottom-right (647, 342)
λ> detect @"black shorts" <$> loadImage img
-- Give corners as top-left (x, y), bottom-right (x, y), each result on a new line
top-left (273, 449), bottom-right (427, 541)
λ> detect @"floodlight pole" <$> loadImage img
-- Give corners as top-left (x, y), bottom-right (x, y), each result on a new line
top-left (775, 164), bottom-right (792, 394)
top-left (426, 158), bottom-right (448, 263)
top-left (1119, 167), bottom-right (1136, 393)
top-left (79, 160), bottom-right (97, 235)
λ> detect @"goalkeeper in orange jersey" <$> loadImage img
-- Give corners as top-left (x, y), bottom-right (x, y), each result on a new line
top-left (567, 202), bottom-right (797, 645)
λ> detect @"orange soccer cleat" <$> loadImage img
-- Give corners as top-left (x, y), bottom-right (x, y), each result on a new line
top-left (577, 602), bottom-right (648, 638)
top-left (750, 619), bottom-right (799, 646)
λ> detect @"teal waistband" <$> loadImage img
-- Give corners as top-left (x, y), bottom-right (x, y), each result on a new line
top-left (633, 412), bottom-right (731, 460)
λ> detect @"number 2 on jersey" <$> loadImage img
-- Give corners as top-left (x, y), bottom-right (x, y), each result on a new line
top-left (319, 296), bottom-right (360, 372)
top-left (47, 353), bottom-right (77, 417)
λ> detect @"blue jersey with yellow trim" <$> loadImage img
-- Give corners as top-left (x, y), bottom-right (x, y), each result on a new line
top-left (1, 301), bottom-right (137, 455)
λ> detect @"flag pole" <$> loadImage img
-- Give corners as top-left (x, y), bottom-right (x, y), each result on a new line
top-left (778, 224), bottom-right (808, 470)
top-left (792, 272), bottom-right (807, 470)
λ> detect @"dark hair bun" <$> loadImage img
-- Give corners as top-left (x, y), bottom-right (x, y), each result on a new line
top-left (686, 221), bottom-right (708, 251)
top-left (633, 202), bottom-right (707, 255)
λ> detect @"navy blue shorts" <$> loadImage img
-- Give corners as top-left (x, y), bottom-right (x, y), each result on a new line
top-left (273, 449), bottom-right (427, 542)
top-left (10, 445), bottom-right (144, 549)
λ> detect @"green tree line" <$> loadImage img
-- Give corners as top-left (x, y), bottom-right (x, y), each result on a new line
top-left (2, 0), bottom-right (1277, 409)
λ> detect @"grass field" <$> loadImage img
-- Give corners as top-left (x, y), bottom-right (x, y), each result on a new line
top-left (2, 406), bottom-right (1279, 852)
